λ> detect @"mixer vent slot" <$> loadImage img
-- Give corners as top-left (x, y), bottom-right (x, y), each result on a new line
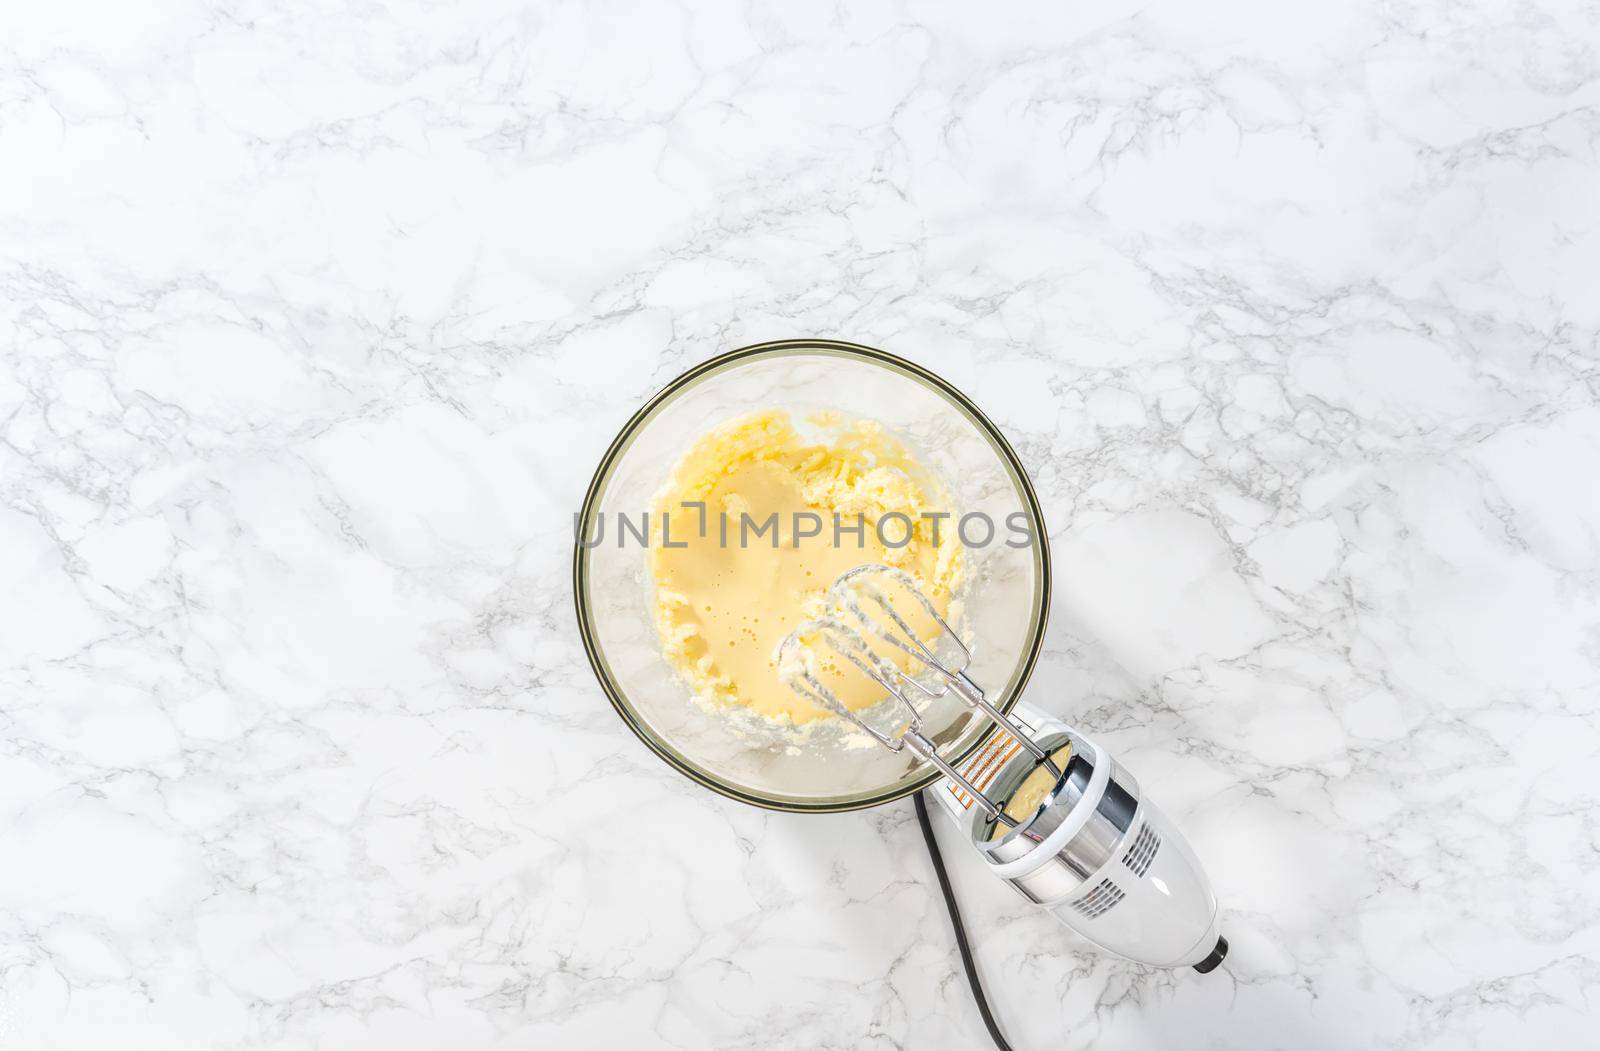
top-left (1122, 822), bottom-right (1161, 877)
top-left (1071, 878), bottom-right (1125, 919)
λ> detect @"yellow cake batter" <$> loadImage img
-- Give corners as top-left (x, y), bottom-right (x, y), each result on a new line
top-left (649, 409), bottom-right (962, 723)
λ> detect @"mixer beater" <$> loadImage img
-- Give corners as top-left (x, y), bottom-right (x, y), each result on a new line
top-left (778, 565), bottom-right (1062, 830)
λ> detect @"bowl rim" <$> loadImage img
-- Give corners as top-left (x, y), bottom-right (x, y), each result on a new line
top-left (571, 338), bottom-right (1052, 813)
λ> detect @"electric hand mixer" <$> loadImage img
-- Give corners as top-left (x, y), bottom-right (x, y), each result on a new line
top-left (777, 563), bottom-right (1226, 974)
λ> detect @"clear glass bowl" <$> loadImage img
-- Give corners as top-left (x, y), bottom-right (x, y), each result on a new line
top-left (573, 340), bottom-right (1051, 812)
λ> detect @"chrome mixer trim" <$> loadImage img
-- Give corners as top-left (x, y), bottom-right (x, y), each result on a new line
top-left (972, 748), bottom-right (1144, 906)
top-left (980, 751), bottom-right (1140, 865)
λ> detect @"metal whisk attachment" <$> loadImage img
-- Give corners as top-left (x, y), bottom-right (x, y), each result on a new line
top-left (776, 564), bottom-right (1060, 827)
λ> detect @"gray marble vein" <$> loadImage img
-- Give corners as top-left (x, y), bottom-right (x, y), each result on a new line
top-left (3, 0), bottom-right (1599, 1047)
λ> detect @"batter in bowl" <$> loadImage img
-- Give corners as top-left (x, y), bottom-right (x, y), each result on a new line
top-left (649, 409), bottom-right (962, 723)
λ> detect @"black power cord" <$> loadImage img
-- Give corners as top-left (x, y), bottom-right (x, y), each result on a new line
top-left (913, 792), bottom-right (1015, 1051)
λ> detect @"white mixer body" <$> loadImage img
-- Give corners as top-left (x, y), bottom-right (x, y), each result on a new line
top-left (1041, 793), bottom-right (1221, 968)
top-left (929, 703), bottom-right (1224, 972)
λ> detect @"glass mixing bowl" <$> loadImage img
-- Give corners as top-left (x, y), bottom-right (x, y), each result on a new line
top-left (573, 339), bottom-right (1050, 812)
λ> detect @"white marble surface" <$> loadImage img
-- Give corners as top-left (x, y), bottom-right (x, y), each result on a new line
top-left (4, 1), bottom-right (1600, 1048)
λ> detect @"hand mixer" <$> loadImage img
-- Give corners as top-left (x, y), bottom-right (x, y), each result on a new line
top-left (777, 564), bottom-right (1227, 976)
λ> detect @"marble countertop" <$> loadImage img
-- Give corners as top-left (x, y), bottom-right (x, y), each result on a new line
top-left (5, 1), bottom-right (1599, 1048)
